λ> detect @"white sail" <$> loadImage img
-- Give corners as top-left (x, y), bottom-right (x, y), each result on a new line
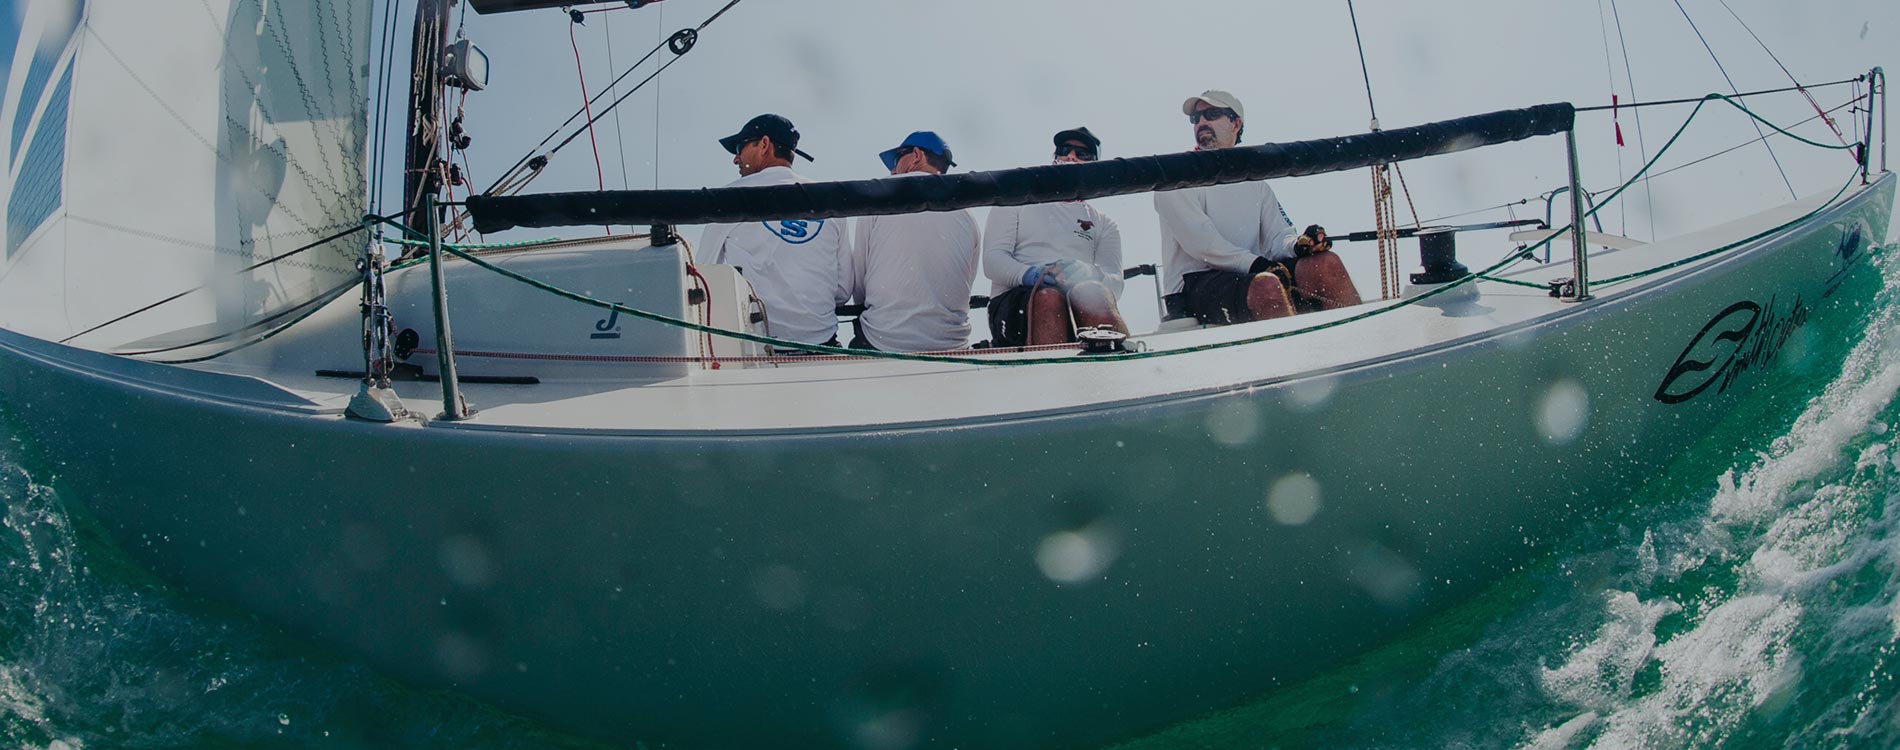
top-left (0, 0), bottom-right (372, 354)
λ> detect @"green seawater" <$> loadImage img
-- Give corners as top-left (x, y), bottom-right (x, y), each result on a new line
top-left (6, 244), bottom-right (1900, 749)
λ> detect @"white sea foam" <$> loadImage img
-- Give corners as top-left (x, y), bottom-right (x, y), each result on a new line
top-left (1706, 326), bottom-right (1900, 528)
top-left (1519, 711), bottom-right (1599, 750)
top-left (0, 663), bottom-right (48, 729)
top-left (1521, 259), bottom-right (1900, 749)
top-left (1588, 596), bottom-right (1802, 748)
top-left (1540, 591), bottom-right (1681, 712)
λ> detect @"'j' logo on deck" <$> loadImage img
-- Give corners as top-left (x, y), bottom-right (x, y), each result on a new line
top-left (592, 308), bottom-right (622, 339)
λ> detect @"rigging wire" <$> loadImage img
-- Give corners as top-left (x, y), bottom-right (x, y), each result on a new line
top-left (1343, 0), bottom-right (1401, 299)
top-left (1596, 0), bottom-right (1629, 235)
top-left (482, 0), bottom-right (746, 197)
top-left (1672, 0), bottom-right (1795, 199)
top-left (58, 218), bottom-right (396, 346)
top-left (1421, 94), bottom-right (1859, 227)
top-left (1712, 0), bottom-right (1855, 164)
top-left (653, 3), bottom-right (663, 190)
top-left (604, 6), bottom-right (633, 192)
top-left (1607, 0), bottom-right (1656, 240)
top-left (1614, 96), bottom-right (1858, 189)
top-left (1574, 77), bottom-right (1861, 112)
top-left (1343, 0), bottom-right (1378, 130)
top-left (369, 0), bottom-right (403, 215)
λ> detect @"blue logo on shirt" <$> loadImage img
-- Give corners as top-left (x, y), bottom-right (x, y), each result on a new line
top-left (765, 219), bottom-right (824, 244)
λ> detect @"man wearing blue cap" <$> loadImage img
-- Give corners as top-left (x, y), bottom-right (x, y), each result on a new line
top-left (699, 114), bottom-right (850, 348)
top-left (847, 131), bottom-right (981, 352)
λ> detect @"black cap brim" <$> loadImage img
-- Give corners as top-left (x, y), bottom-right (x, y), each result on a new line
top-left (718, 132), bottom-right (747, 155)
top-left (722, 133), bottom-right (816, 162)
top-left (1054, 127), bottom-right (1101, 152)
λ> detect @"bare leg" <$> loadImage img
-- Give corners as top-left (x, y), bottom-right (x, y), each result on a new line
top-left (1291, 251), bottom-right (1362, 311)
top-left (1027, 286), bottom-right (1075, 345)
top-left (1246, 273), bottom-right (1295, 321)
top-left (1066, 281), bottom-right (1129, 335)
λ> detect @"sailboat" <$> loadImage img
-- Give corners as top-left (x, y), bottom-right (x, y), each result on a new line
top-left (0, 0), bottom-right (1890, 747)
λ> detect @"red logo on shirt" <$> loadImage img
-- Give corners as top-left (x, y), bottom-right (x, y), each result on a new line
top-left (1078, 220), bottom-right (1094, 232)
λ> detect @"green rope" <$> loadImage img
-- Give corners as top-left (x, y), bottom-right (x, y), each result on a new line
top-left (438, 239), bottom-right (1552, 366)
top-left (1484, 92), bottom-right (1866, 291)
top-left (1594, 166), bottom-right (1863, 287)
top-left (1476, 274), bottom-right (1551, 289)
top-left (425, 92), bottom-right (1864, 367)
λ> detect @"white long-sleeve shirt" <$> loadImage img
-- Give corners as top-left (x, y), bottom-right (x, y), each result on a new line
top-left (698, 167), bottom-right (852, 345)
top-left (850, 174), bottom-right (981, 352)
top-left (1154, 180), bottom-right (1302, 295)
top-left (981, 202), bottom-right (1124, 298)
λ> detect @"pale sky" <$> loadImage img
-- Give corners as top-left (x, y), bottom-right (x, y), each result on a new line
top-left (408, 0), bottom-right (1899, 332)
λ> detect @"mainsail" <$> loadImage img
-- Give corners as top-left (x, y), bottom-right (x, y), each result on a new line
top-left (0, 0), bottom-right (372, 353)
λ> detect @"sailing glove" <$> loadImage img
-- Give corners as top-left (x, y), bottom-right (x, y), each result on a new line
top-left (1293, 225), bottom-right (1331, 257)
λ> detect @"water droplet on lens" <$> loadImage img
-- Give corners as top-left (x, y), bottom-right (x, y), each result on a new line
top-left (751, 565), bottom-right (808, 611)
top-left (1036, 527), bottom-right (1121, 583)
top-left (1536, 379), bottom-right (1590, 445)
top-left (1205, 401), bottom-right (1260, 446)
top-left (1266, 472), bottom-right (1323, 525)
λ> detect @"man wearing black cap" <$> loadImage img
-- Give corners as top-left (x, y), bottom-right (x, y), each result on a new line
top-left (981, 127), bottom-right (1128, 346)
top-left (699, 114), bottom-right (851, 348)
top-left (1156, 90), bottom-right (1361, 327)
top-left (847, 131), bottom-right (981, 352)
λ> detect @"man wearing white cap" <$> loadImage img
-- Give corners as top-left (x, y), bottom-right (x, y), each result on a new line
top-left (698, 114), bottom-right (852, 348)
top-left (1155, 90), bottom-right (1360, 326)
top-left (847, 131), bottom-right (981, 352)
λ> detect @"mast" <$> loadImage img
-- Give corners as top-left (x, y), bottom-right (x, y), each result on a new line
top-left (403, 0), bottom-right (454, 227)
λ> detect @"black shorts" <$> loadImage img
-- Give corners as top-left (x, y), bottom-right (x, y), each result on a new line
top-left (985, 285), bottom-right (1040, 347)
top-left (1175, 262), bottom-right (1293, 325)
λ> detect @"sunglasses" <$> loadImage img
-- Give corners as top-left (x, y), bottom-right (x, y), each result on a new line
top-left (1054, 143), bottom-right (1098, 161)
top-left (1188, 108), bottom-right (1237, 124)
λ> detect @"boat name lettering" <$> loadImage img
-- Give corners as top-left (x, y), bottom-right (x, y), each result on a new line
top-left (1654, 294), bottom-right (1809, 405)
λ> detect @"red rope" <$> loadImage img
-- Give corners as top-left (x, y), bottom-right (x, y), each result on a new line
top-left (413, 340), bottom-right (1082, 366)
top-left (568, 20), bottom-right (609, 232)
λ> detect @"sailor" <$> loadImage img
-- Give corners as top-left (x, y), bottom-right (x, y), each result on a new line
top-left (981, 127), bottom-right (1129, 346)
top-left (698, 114), bottom-right (852, 348)
top-left (847, 131), bottom-right (981, 352)
top-left (1155, 90), bottom-right (1361, 326)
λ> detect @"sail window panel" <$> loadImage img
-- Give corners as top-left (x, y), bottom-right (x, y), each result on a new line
top-left (6, 0), bottom-right (86, 160)
top-left (9, 53), bottom-right (57, 160)
top-left (7, 66), bottom-right (70, 259)
top-left (0, 11), bottom-right (19, 103)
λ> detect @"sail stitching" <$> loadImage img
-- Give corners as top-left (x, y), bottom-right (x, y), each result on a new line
top-left (188, 0), bottom-right (356, 213)
top-left (257, 0), bottom-right (358, 207)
